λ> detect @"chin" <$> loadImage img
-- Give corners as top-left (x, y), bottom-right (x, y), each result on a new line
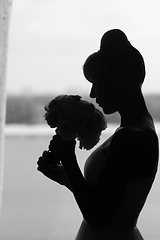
top-left (103, 107), bottom-right (117, 115)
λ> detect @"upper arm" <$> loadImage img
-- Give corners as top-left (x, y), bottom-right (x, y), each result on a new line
top-left (131, 129), bottom-right (159, 178)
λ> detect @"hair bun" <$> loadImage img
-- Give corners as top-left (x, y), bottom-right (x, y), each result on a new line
top-left (100, 29), bottom-right (130, 53)
top-left (83, 29), bottom-right (145, 86)
top-left (98, 29), bottom-right (134, 67)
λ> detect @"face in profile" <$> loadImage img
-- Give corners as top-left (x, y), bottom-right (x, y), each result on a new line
top-left (87, 69), bottom-right (120, 115)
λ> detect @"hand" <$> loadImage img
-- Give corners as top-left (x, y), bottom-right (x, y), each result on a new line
top-left (49, 134), bottom-right (76, 160)
top-left (37, 150), bottom-right (72, 190)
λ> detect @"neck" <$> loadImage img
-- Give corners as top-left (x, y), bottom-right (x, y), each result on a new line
top-left (118, 89), bottom-right (151, 128)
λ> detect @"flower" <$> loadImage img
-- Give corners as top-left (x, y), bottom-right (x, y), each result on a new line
top-left (56, 119), bottom-right (77, 141)
top-left (45, 108), bottom-right (61, 128)
top-left (77, 109), bottom-right (107, 149)
top-left (44, 94), bottom-right (107, 150)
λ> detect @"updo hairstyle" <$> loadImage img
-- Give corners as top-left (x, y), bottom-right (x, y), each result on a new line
top-left (83, 29), bottom-right (145, 87)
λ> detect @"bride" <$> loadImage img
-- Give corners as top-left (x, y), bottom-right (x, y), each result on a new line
top-left (37, 29), bottom-right (159, 240)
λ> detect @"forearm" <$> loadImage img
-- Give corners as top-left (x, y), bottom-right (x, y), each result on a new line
top-left (49, 135), bottom-right (110, 227)
top-left (62, 154), bottom-right (116, 228)
top-left (61, 154), bottom-right (94, 221)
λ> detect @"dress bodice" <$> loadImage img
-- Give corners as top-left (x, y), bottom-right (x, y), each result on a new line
top-left (84, 137), bottom-right (111, 188)
top-left (83, 140), bottom-right (157, 227)
top-left (75, 134), bottom-right (158, 240)
top-left (84, 145), bottom-right (107, 188)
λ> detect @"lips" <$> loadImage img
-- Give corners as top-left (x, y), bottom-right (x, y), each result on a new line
top-left (96, 100), bottom-right (102, 107)
top-left (96, 99), bottom-right (99, 104)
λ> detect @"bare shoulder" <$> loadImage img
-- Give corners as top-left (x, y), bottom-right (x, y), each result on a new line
top-left (110, 125), bottom-right (159, 164)
top-left (115, 126), bottom-right (159, 178)
top-left (114, 125), bottom-right (158, 144)
top-left (111, 127), bottom-right (138, 147)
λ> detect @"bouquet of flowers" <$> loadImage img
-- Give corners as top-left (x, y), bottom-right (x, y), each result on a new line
top-left (44, 94), bottom-right (107, 163)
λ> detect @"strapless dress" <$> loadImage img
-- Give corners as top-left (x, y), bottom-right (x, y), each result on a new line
top-left (75, 142), bottom-right (157, 240)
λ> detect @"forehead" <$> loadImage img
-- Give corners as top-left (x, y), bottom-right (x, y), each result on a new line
top-left (84, 68), bottom-right (114, 88)
top-left (83, 57), bottom-right (117, 87)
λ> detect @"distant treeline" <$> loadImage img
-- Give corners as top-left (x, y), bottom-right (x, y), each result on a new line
top-left (5, 94), bottom-right (160, 124)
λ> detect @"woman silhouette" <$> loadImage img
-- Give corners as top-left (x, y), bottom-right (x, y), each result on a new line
top-left (37, 29), bottom-right (159, 240)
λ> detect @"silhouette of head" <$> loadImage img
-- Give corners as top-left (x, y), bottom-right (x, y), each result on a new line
top-left (83, 29), bottom-right (145, 88)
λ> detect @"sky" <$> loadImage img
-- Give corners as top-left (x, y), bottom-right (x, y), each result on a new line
top-left (6, 0), bottom-right (160, 95)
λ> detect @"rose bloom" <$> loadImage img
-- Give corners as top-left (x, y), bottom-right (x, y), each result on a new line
top-left (45, 108), bottom-right (61, 128)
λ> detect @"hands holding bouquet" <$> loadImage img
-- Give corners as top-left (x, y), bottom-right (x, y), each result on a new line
top-left (37, 94), bottom-right (107, 186)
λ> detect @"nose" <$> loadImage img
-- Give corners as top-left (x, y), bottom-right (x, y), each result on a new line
top-left (89, 85), bottom-right (96, 98)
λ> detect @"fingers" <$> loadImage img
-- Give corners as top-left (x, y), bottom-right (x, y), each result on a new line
top-left (49, 134), bottom-right (76, 159)
top-left (37, 150), bottom-right (49, 171)
top-left (37, 162), bottom-right (63, 184)
top-left (49, 134), bottom-right (62, 151)
top-left (37, 157), bottom-right (52, 174)
top-left (37, 150), bottom-right (61, 172)
top-left (42, 150), bottom-right (49, 158)
top-left (37, 157), bottom-right (45, 171)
